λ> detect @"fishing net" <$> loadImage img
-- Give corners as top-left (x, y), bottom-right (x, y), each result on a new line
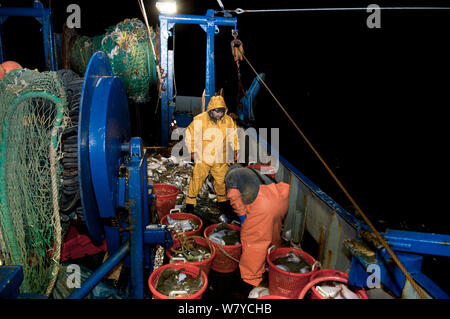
top-left (0, 68), bottom-right (69, 295)
top-left (70, 18), bottom-right (158, 103)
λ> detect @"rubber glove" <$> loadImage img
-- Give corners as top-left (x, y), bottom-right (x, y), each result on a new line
top-left (239, 214), bottom-right (247, 225)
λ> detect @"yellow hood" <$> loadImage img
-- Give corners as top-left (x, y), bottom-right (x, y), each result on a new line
top-left (206, 95), bottom-right (228, 114)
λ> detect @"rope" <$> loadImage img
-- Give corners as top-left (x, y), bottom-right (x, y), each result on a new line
top-left (216, 242), bottom-right (240, 263)
top-left (225, 7), bottom-right (450, 15)
top-left (45, 120), bottom-right (63, 296)
top-left (241, 54), bottom-right (428, 299)
top-left (138, 0), bottom-right (163, 93)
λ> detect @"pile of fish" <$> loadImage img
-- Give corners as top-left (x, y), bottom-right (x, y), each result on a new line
top-left (155, 267), bottom-right (204, 298)
top-left (166, 215), bottom-right (200, 233)
top-left (314, 282), bottom-right (361, 299)
top-left (171, 239), bottom-right (212, 262)
top-left (146, 152), bottom-right (223, 224)
top-left (147, 154), bottom-right (193, 206)
top-left (273, 251), bottom-right (312, 273)
top-left (146, 153), bottom-right (217, 208)
top-left (208, 222), bottom-right (240, 246)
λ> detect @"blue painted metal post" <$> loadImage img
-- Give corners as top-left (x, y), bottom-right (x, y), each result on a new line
top-left (168, 50), bottom-right (176, 135)
top-left (160, 17), bottom-right (169, 146)
top-left (159, 11), bottom-right (237, 144)
top-left (68, 241), bottom-right (130, 299)
top-left (0, 1), bottom-right (57, 70)
top-left (205, 21), bottom-right (215, 110)
top-left (127, 137), bottom-right (145, 299)
top-left (0, 22), bottom-right (4, 63)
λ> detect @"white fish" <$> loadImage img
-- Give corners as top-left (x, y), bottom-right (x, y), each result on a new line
top-left (286, 251), bottom-right (301, 263)
top-left (276, 265), bottom-right (290, 272)
top-left (248, 287), bottom-right (270, 299)
top-left (315, 283), bottom-right (360, 299)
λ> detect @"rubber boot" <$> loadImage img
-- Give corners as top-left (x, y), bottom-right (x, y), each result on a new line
top-left (185, 204), bottom-right (194, 214)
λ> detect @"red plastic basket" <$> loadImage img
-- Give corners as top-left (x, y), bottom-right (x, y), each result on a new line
top-left (267, 247), bottom-right (318, 299)
top-left (307, 269), bottom-right (368, 299)
top-left (148, 263), bottom-right (208, 299)
top-left (257, 295), bottom-right (289, 299)
top-left (248, 163), bottom-right (277, 178)
top-left (160, 209), bottom-right (203, 239)
top-left (203, 223), bottom-right (242, 273)
top-left (152, 184), bottom-right (180, 220)
top-left (165, 236), bottom-right (216, 276)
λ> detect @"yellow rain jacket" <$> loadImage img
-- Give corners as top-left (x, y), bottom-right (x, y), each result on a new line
top-left (185, 96), bottom-right (239, 205)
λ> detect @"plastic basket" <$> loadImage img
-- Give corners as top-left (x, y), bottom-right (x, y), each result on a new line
top-left (267, 247), bottom-right (318, 299)
top-left (257, 295), bottom-right (289, 299)
top-left (148, 263), bottom-right (208, 299)
top-left (248, 163), bottom-right (277, 178)
top-left (165, 236), bottom-right (215, 276)
top-left (160, 209), bottom-right (203, 239)
top-left (152, 184), bottom-right (180, 220)
top-left (307, 269), bottom-right (368, 299)
top-left (203, 223), bottom-right (242, 273)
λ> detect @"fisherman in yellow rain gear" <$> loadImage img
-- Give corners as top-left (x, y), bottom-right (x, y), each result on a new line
top-left (184, 95), bottom-right (239, 217)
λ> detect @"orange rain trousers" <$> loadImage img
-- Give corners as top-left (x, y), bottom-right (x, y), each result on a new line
top-left (227, 182), bottom-right (290, 287)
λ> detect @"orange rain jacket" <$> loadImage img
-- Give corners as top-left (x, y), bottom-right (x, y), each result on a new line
top-left (225, 166), bottom-right (290, 287)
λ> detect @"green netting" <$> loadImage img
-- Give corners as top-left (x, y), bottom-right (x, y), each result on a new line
top-left (70, 18), bottom-right (157, 103)
top-left (0, 69), bottom-right (69, 295)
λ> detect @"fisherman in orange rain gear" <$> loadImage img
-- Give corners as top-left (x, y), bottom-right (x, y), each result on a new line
top-left (184, 95), bottom-right (239, 216)
top-left (225, 164), bottom-right (290, 289)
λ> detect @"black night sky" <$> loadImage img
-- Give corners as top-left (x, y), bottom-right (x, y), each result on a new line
top-left (2, 0), bottom-right (450, 236)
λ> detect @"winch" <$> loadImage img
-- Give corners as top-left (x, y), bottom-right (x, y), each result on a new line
top-left (68, 51), bottom-right (173, 299)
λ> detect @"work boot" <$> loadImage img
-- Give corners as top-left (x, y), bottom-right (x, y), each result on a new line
top-left (185, 204), bottom-right (194, 214)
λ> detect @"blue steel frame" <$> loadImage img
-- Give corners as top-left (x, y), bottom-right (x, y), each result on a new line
top-left (238, 73), bottom-right (265, 123)
top-left (0, 1), bottom-right (57, 70)
top-left (159, 10), bottom-right (237, 145)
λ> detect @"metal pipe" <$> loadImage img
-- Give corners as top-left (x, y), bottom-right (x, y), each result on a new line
top-left (68, 241), bottom-right (130, 299)
top-left (0, 7), bottom-right (49, 18)
top-left (230, 7), bottom-right (450, 14)
top-left (159, 13), bottom-right (236, 27)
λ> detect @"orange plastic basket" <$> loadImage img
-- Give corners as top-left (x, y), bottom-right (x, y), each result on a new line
top-left (307, 269), bottom-right (368, 299)
top-left (152, 184), bottom-right (179, 220)
top-left (160, 209), bottom-right (203, 239)
top-left (203, 223), bottom-right (242, 273)
top-left (148, 263), bottom-right (208, 299)
top-left (267, 247), bottom-right (318, 299)
top-left (165, 236), bottom-right (216, 276)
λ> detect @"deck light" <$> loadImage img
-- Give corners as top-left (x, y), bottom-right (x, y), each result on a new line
top-left (156, 1), bottom-right (177, 14)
